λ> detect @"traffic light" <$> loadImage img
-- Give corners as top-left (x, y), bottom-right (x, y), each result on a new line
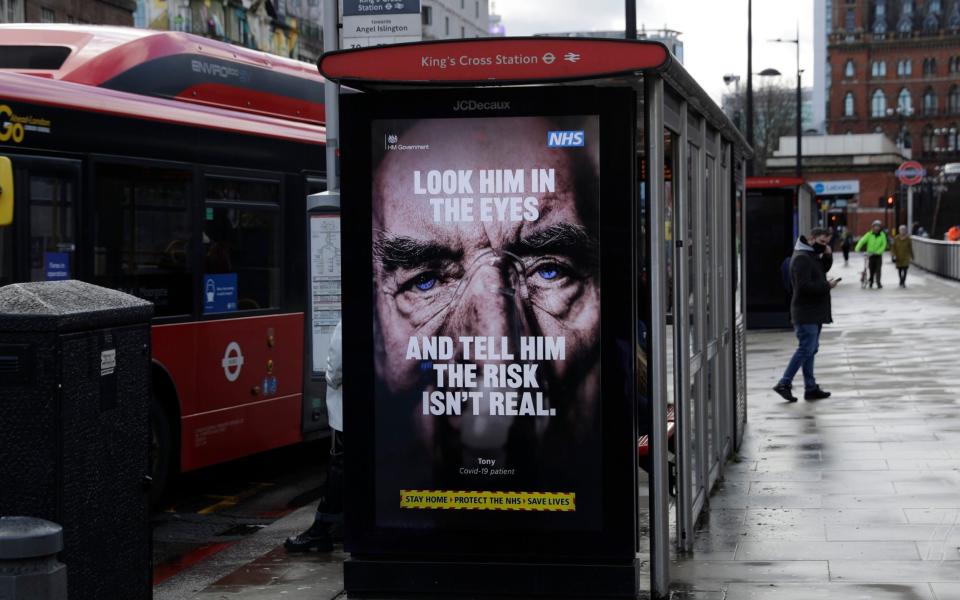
top-left (886, 195), bottom-right (895, 206)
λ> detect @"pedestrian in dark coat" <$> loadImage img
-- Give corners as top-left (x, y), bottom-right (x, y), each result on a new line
top-left (840, 227), bottom-right (853, 265)
top-left (772, 227), bottom-right (839, 402)
top-left (891, 225), bottom-right (913, 288)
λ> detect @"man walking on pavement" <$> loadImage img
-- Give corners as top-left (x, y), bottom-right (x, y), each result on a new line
top-left (855, 220), bottom-right (888, 289)
top-left (773, 227), bottom-right (839, 402)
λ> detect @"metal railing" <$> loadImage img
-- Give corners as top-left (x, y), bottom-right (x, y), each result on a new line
top-left (912, 236), bottom-right (960, 280)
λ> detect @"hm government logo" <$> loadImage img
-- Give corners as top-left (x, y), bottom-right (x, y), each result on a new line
top-left (547, 130), bottom-right (585, 148)
top-left (384, 133), bottom-right (429, 152)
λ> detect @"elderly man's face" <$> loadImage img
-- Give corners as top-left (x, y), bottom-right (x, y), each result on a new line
top-left (370, 118), bottom-right (601, 433)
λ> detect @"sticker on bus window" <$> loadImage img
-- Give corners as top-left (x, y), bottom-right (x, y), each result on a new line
top-left (203, 273), bottom-right (238, 313)
top-left (44, 252), bottom-right (70, 281)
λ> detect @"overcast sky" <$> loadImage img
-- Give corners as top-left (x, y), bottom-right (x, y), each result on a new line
top-left (492, 0), bottom-right (815, 103)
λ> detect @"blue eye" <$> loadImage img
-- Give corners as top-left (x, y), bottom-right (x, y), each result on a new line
top-left (537, 267), bottom-right (559, 280)
top-left (414, 276), bottom-right (437, 291)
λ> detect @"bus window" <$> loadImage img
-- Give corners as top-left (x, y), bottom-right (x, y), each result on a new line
top-left (203, 177), bottom-right (281, 314)
top-left (93, 164), bottom-right (193, 318)
top-left (29, 175), bottom-right (75, 282)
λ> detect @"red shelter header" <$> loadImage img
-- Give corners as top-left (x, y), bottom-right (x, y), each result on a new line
top-left (319, 38), bottom-right (670, 86)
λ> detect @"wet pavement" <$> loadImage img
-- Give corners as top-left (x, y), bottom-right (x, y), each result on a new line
top-left (671, 257), bottom-right (960, 599)
top-left (154, 256), bottom-right (960, 599)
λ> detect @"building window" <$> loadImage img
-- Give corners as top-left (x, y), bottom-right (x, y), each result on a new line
top-left (924, 88), bottom-right (937, 115)
top-left (873, 0), bottom-right (888, 34)
top-left (422, 6), bottom-right (432, 25)
top-left (924, 0), bottom-right (941, 32)
top-left (922, 124), bottom-right (934, 151)
top-left (897, 58), bottom-right (912, 76)
top-left (445, 16), bottom-right (450, 36)
top-left (870, 60), bottom-right (886, 77)
top-left (898, 87), bottom-right (913, 113)
top-left (460, 25), bottom-right (465, 38)
top-left (845, 8), bottom-right (856, 32)
top-left (847, 60), bottom-right (856, 77)
top-left (871, 88), bottom-right (887, 116)
top-left (950, 85), bottom-right (960, 113)
top-left (40, 6), bottom-right (54, 22)
top-left (461, 0), bottom-right (465, 8)
top-left (1, 0), bottom-right (24, 22)
top-left (899, 0), bottom-right (914, 33)
top-left (923, 57), bottom-right (937, 76)
top-left (949, 125), bottom-right (958, 152)
top-left (476, 0), bottom-right (480, 18)
top-left (844, 92), bottom-right (856, 116)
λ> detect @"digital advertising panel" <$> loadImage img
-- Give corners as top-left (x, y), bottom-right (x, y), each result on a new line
top-left (369, 114), bottom-right (603, 531)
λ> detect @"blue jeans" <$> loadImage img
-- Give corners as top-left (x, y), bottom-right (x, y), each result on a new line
top-left (778, 324), bottom-right (822, 391)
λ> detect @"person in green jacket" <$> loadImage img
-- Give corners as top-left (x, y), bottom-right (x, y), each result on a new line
top-left (855, 220), bottom-right (888, 288)
top-left (891, 224), bottom-right (914, 288)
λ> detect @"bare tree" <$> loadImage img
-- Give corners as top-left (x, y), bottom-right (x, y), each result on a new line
top-left (722, 80), bottom-right (797, 176)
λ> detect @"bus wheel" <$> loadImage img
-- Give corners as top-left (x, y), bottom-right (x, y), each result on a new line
top-left (150, 400), bottom-right (176, 509)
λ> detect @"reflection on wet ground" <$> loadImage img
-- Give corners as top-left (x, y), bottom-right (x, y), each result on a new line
top-left (671, 259), bottom-right (960, 599)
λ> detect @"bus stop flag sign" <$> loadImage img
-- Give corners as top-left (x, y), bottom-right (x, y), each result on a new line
top-left (896, 161), bottom-right (925, 186)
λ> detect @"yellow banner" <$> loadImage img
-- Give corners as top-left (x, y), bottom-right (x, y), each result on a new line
top-left (400, 490), bottom-right (575, 512)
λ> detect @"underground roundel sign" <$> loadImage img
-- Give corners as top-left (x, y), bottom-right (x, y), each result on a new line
top-left (221, 341), bottom-right (245, 382)
top-left (896, 161), bottom-right (925, 186)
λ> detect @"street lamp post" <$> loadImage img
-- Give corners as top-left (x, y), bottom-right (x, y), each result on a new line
top-left (770, 28), bottom-right (802, 178)
top-left (746, 0), bottom-right (754, 175)
top-left (723, 74), bottom-right (742, 130)
top-left (887, 104), bottom-right (913, 230)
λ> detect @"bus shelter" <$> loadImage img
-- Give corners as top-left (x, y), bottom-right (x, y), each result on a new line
top-left (319, 37), bottom-right (750, 599)
top-left (744, 177), bottom-right (817, 329)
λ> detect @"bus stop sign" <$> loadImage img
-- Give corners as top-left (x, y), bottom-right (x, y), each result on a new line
top-left (896, 161), bottom-right (925, 186)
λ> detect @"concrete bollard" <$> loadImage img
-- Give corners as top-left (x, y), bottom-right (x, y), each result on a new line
top-left (0, 517), bottom-right (67, 600)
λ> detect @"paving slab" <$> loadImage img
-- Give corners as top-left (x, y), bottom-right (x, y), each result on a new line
top-left (671, 261), bottom-right (960, 594)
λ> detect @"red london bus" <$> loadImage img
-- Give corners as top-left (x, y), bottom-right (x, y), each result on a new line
top-left (0, 25), bottom-right (329, 502)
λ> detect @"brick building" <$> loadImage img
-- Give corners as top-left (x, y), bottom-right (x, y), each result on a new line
top-left (766, 133), bottom-right (909, 234)
top-left (827, 0), bottom-right (960, 171)
top-left (0, 0), bottom-right (136, 25)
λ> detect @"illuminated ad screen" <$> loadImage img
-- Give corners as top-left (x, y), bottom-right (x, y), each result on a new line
top-left (369, 114), bottom-right (603, 531)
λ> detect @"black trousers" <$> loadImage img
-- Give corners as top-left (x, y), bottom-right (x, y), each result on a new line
top-left (842, 247), bottom-right (850, 262)
top-left (868, 254), bottom-right (883, 286)
top-left (898, 266), bottom-right (909, 286)
top-left (314, 430), bottom-right (344, 525)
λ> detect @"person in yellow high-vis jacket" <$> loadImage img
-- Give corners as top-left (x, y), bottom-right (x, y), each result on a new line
top-left (855, 220), bottom-right (888, 288)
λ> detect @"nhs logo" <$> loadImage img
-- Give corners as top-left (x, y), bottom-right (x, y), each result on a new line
top-left (547, 130), bottom-right (585, 147)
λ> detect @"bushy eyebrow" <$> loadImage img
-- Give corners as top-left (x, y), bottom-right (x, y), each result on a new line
top-left (373, 235), bottom-right (462, 272)
top-left (514, 223), bottom-right (598, 267)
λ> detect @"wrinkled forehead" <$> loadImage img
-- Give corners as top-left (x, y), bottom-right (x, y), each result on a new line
top-left (372, 117), bottom-right (596, 235)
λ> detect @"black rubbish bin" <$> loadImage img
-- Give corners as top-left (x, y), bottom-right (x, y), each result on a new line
top-left (0, 280), bottom-right (153, 600)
